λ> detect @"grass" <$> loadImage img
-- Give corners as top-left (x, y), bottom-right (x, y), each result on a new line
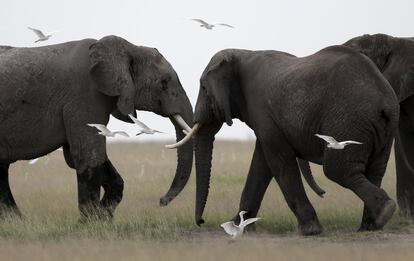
top-left (0, 141), bottom-right (414, 260)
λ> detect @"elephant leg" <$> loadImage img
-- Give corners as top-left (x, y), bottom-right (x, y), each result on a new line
top-left (323, 149), bottom-right (395, 231)
top-left (63, 143), bottom-right (103, 220)
top-left (395, 126), bottom-right (414, 217)
top-left (0, 163), bottom-right (21, 217)
top-left (64, 142), bottom-right (123, 219)
top-left (260, 143), bottom-right (321, 236)
top-left (100, 160), bottom-right (124, 219)
top-left (232, 140), bottom-right (273, 230)
top-left (76, 165), bottom-right (105, 221)
top-left (63, 107), bottom-right (109, 221)
top-left (359, 138), bottom-right (393, 231)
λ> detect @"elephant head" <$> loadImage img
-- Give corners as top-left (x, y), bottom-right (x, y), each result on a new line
top-left (167, 50), bottom-right (245, 225)
top-left (89, 35), bottom-right (193, 205)
top-left (344, 34), bottom-right (414, 102)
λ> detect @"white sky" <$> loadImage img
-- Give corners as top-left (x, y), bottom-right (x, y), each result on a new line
top-left (1, 0), bottom-right (413, 141)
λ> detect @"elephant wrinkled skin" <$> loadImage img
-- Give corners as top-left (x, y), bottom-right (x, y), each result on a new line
top-left (177, 46), bottom-right (399, 235)
top-left (0, 36), bottom-right (193, 220)
top-left (344, 34), bottom-right (414, 218)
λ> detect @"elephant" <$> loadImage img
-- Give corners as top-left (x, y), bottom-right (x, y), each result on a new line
top-left (170, 45), bottom-right (400, 235)
top-left (227, 33), bottom-right (414, 227)
top-left (343, 34), bottom-right (414, 218)
top-left (0, 35), bottom-right (193, 220)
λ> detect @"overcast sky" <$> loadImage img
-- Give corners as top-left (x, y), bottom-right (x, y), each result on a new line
top-left (1, 0), bottom-right (412, 141)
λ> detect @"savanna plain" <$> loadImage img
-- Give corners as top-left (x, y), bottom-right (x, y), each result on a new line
top-left (1, 141), bottom-right (414, 261)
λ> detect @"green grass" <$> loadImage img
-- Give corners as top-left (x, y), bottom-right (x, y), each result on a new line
top-left (1, 141), bottom-right (414, 260)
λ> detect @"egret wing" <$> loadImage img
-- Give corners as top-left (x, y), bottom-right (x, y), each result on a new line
top-left (28, 27), bottom-right (45, 38)
top-left (191, 19), bottom-right (209, 26)
top-left (342, 141), bottom-right (363, 145)
top-left (220, 221), bottom-right (238, 236)
top-left (315, 134), bottom-right (337, 144)
top-left (217, 23), bottom-right (235, 28)
top-left (128, 114), bottom-right (150, 130)
top-left (241, 217), bottom-right (261, 227)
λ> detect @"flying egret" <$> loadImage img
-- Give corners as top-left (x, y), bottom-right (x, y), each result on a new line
top-left (27, 27), bottom-right (57, 43)
top-left (315, 134), bottom-right (363, 149)
top-left (128, 114), bottom-right (164, 135)
top-left (191, 19), bottom-right (235, 30)
top-left (87, 124), bottom-right (129, 137)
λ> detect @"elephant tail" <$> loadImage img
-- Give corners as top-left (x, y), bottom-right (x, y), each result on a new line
top-left (372, 105), bottom-right (399, 154)
top-left (297, 158), bottom-right (326, 198)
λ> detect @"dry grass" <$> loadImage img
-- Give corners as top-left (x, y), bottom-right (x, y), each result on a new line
top-left (0, 141), bottom-right (414, 260)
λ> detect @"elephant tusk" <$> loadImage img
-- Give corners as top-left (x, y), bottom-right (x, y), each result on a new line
top-left (165, 123), bottom-right (201, 149)
top-left (172, 114), bottom-right (192, 133)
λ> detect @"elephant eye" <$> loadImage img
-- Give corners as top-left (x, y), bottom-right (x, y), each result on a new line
top-left (161, 80), bottom-right (168, 91)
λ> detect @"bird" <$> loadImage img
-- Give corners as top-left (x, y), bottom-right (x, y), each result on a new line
top-left (220, 211), bottom-right (261, 239)
top-left (191, 19), bottom-right (235, 30)
top-left (315, 134), bottom-right (363, 149)
top-left (27, 27), bottom-right (57, 43)
top-left (87, 124), bottom-right (129, 137)
top-left (128, 114), bottom-right (164, 135)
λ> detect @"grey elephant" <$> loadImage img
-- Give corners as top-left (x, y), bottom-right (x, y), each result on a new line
top-left (297, 34), bottom-right (414, 219)
top-left (171, 46), bottom-right (399, 235)
top-left (235, 34), bottom-right (414, 230)
top-left (0, 36), bottom-right (193, 220)
top-left (343, 34), bottom-right (414, 218)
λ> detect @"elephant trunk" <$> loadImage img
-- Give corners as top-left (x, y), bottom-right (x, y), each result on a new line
top-left (159, 109), bottom-right (194, 206)
top-left (194, 128), bottom-right (216, 225)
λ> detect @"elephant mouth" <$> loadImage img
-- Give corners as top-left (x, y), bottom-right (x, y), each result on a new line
top-left (165, 122), bottom-right (201, 149)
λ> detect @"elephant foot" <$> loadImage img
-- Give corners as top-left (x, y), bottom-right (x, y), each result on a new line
top-left (359, 199), bottom-right (396, 231)
top-left (374, 199), bottom-right (396, 229)
top-left (298, 219), bottom-right (323, 236)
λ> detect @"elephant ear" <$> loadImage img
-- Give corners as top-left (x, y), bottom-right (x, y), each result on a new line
top-left (202, 52), bottom-right (234, 126)
top-left (398, 66), bottom-right (414, 102)
top-left (345, 34), bottom-right (392, 72)
top-left (89, 36), bottom-right (135, 115)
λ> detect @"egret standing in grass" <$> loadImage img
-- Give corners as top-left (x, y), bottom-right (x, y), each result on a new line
top-left (220, 211), bottom-right (261, 239)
